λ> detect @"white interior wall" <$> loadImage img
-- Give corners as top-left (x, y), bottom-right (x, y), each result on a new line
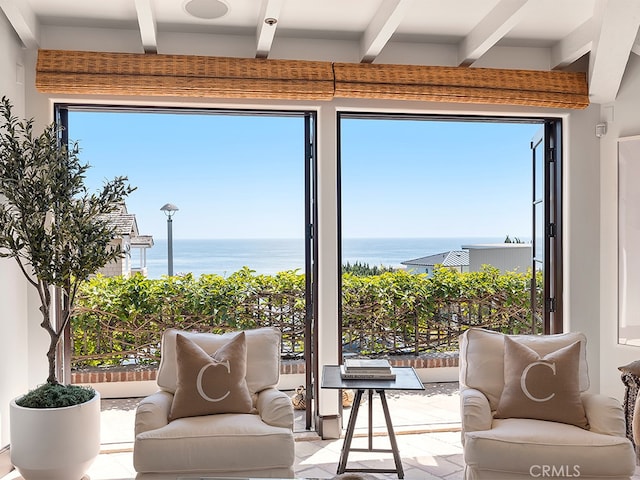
top-left (316, 104), bottom-right (341, 421)
top-left (599, 54), bottom-right (640, 399)
top-left (564, 103), bottom-right (602, 391)
top-left (21, 46), bottom-right (55, 397)
top-left (40, 26), bottom-right (558, 69)
top-left (473, 45), bottom-right (552, 70)
top-left (0, 10), bottom-right (30, 447)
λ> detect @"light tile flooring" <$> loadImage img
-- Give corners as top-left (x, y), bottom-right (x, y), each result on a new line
top-left (3, 382), bottom-right (640, 480)
top-left (293, 382), bottom-right (464, 479)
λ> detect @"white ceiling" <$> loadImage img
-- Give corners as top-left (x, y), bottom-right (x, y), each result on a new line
top-left (2, 0), bottom-right (640, 103)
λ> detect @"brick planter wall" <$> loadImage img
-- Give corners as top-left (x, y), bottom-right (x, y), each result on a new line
top-left (71, 352), bottom-right (459, 385)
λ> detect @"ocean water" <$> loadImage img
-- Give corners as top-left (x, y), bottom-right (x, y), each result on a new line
top-left (141, 237), bottom-right (506, 279)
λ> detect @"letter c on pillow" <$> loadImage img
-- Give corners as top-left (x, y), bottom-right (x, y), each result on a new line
top-left (520, 360), bottom-right (556, 402)
top-left (196, 359), bottom-right (231, 402)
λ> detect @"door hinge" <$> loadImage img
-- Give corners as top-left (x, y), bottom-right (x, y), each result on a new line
top-left (306, 224), bottom-right (313, 239)
top-left (547, 297), bottom-right (556, 313)
top-left (547, 146), bottom-right (556, 163)
top-left (547, 223), bottom-right (556, 238)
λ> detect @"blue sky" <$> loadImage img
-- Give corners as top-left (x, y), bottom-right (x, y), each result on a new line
top-left (340, 118), bottom-right (539, 239)
top-left (71, 112), bottom-right (305, 240)
top-left (70, 111), bottom-right (539, 240)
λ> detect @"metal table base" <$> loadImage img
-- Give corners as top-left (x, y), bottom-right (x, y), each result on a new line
top-left (338, 387), bottom-right (404, 478)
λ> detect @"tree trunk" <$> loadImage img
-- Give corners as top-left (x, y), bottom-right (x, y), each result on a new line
top-left (46, 326), bottom-right (60, 385)
top-left (41, 300), bottom-right (61, 386)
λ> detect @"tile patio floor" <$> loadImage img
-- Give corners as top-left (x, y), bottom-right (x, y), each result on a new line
top-left (2, 382), bottom-right (640, 480)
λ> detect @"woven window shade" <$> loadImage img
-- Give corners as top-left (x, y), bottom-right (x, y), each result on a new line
top-left (36, 50), bottom-right (589, 109)
top-left (36, 50), bottom-right (335, 100)
top-left (333, 63), bottom-right (589, 109)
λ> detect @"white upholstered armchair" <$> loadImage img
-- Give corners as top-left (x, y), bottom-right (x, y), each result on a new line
top-left (133, 327), bottom-right (295, 479)
top-left (459, 328), bottom-right (636, 480)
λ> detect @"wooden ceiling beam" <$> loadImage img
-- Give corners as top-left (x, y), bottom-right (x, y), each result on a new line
top-left (360, 0), bottom-right (413, 63)
top-left (256, 0), bottom-right (284, 59)
top-left (0, 0), bottom-right (39, 49)
top-left (134, 0), bottom-right (158, 54)
top-left (457, 0), bottom-right (529, 67)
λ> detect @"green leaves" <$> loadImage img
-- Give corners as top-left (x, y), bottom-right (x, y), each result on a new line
top-left (73, 269), bottom-right (308, 362)
top-left (72, 265), bottom-right (540, 367)
top-left (0, 96), bottom-right (135, 287)
top-left (0, 96), bottom-right (134, 385)
top-left (16, 383), bottom-right (95, 409)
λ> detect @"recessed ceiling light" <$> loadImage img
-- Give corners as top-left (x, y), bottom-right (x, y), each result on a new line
top-left (184, 0), bottom-right (229, 20)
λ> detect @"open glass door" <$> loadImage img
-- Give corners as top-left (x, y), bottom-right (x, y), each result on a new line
top-left (531, 121), bottom-right (563, 334)
top-left (303, 112), bottom-right (318, 430)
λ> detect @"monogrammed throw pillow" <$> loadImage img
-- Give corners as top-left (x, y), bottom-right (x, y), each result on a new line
top-left (169, 331), bottom-right (253, 421)
top-left (494, 336), bottom-right (588, 429)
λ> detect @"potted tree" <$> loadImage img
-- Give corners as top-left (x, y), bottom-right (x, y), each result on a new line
top-left (0, 96), bottom-right (134, 480)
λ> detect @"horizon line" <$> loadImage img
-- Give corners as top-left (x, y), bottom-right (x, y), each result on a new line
top-left (150, 235), bottom-right (525, 241)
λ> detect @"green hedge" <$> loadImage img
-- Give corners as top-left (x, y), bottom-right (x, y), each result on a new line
top-left (72, 265), bottom-right (540, 367)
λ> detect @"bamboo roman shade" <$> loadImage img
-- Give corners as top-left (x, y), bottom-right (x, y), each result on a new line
top-left (36, 49), bottom-right (589, 109)
top-left (36, 50), bottom-right (335, 100)
top-left (333, 63), bottom-right (589, 109)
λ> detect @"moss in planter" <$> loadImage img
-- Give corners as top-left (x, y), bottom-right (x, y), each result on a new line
top-left (16, 383), bottom-right (96, 409)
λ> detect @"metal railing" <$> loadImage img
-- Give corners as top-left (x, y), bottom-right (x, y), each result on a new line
top-left (72, 274), bottom-right (540, 368)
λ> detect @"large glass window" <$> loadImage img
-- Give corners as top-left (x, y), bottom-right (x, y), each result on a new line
top-left (338, 113), bottom-right (562, 353)
top-left (66, 109), bottom-right (310, 278)
top-left (60, 106), bottom-right (318, 431)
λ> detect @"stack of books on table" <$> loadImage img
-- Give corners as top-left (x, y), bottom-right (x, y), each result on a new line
top-left (340, 358), bottom-right (396, 380)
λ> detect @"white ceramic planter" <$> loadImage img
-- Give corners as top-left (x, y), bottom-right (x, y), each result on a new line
top-left (10, 391), bottom-right (101, 480)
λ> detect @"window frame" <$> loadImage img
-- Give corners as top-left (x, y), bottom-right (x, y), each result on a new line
top-left (336, 111), bottom-right (563, 341)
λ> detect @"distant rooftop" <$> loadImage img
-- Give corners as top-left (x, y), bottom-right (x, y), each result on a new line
top-left (97, 203), bottom-right (154, 249)
top-left (402, 250), bottom-right (469, 268)
top-left (98, 203), bottom-right (138, 237)
top-left (462, 243), bottom-right (532, 249)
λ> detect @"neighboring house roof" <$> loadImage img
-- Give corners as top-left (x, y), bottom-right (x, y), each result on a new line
top-left (107, 213), bottom-right (138, 237)
top-left (401, 250), bottom-right (469, 268)
top-left (98, 204), bottom-right (139, 237)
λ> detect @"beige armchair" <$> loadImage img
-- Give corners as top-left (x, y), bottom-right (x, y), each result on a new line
top-left (133, 327), bottom-right (295, 479)
top-left (459, 328), bottom-right (636, 480)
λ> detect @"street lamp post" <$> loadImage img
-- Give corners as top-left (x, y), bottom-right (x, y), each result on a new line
top-left (160, 203), bottom-right (179, 276)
